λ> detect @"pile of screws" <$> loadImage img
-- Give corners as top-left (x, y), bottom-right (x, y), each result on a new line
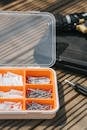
top-left (0, 101), bottom-right (22, 111)
top-left (26, 102), bottom-right (52, 110)
top-left (0, 89), bottom-right (23, 98)
top-left (26, 88), bottom-right (52, 98)
top-left (26, 76), bottom-right (50, 84)
top-left (0, 72), bottom-right (23, 86)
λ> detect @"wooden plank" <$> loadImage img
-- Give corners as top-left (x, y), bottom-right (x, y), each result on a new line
top-left (69, 116), bottom-right (87, 130)
top-left (0, 0), bottom-right (22, 9)
top-left (0, 0), bottom-right (57, 11)
top-left (53, 0), bottom-right (87, 14)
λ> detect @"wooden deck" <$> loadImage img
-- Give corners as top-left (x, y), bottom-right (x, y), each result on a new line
top-left (0, 0), bottom-right (87, 130)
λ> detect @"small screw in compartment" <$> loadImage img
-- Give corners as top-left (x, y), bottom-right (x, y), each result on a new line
top-left (26, 100), bottom-right (53, 110)
top-left (26, 88), bottom-right (52, 98)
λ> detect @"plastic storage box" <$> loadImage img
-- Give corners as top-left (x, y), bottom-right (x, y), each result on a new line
top-left (0, 11), bottom-right (59, 119)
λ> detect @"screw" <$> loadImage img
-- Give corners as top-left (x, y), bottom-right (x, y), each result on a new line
top-left (26, 88), bottom-right (52, 98)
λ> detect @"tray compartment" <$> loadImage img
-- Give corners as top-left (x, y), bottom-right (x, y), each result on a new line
top-left (25, 84), bottom-right (53, 99)
top-left (0, 68), bottom-right (25, 86)
top-left (0, 86), bottom-right (24, 98)
top-left (0, 98), bottom-right (24, 111)
top-left (25, 99), bottom-right (54, 111)
top-left (25, 69), bottom-right (54, 85)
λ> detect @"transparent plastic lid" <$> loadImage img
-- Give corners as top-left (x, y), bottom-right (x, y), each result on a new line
top-left (0, 11), bottom-right (56, 67)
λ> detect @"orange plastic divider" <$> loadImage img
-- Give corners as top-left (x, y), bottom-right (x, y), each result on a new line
top-left (0, 68), bottom-right (24, 75)
top-left (26, 84), bottom-right (53, 90)
top-left (25, 68), bottom-right (54, 84)
top-left (26, 98), bottom-right (54, 104)
top-left (0, 86), bottom-right (23, 91)
top-left (25, 99), bottom-right (54, 110)
top-left (0, 98), bottom-right (23, 102)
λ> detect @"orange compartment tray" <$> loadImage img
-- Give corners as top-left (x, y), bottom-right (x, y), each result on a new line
top-left (0, 68), bottom-right (59, 112)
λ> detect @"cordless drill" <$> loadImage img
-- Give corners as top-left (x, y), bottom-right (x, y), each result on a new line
top-left (55, 12), bottom-right (87, 33)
